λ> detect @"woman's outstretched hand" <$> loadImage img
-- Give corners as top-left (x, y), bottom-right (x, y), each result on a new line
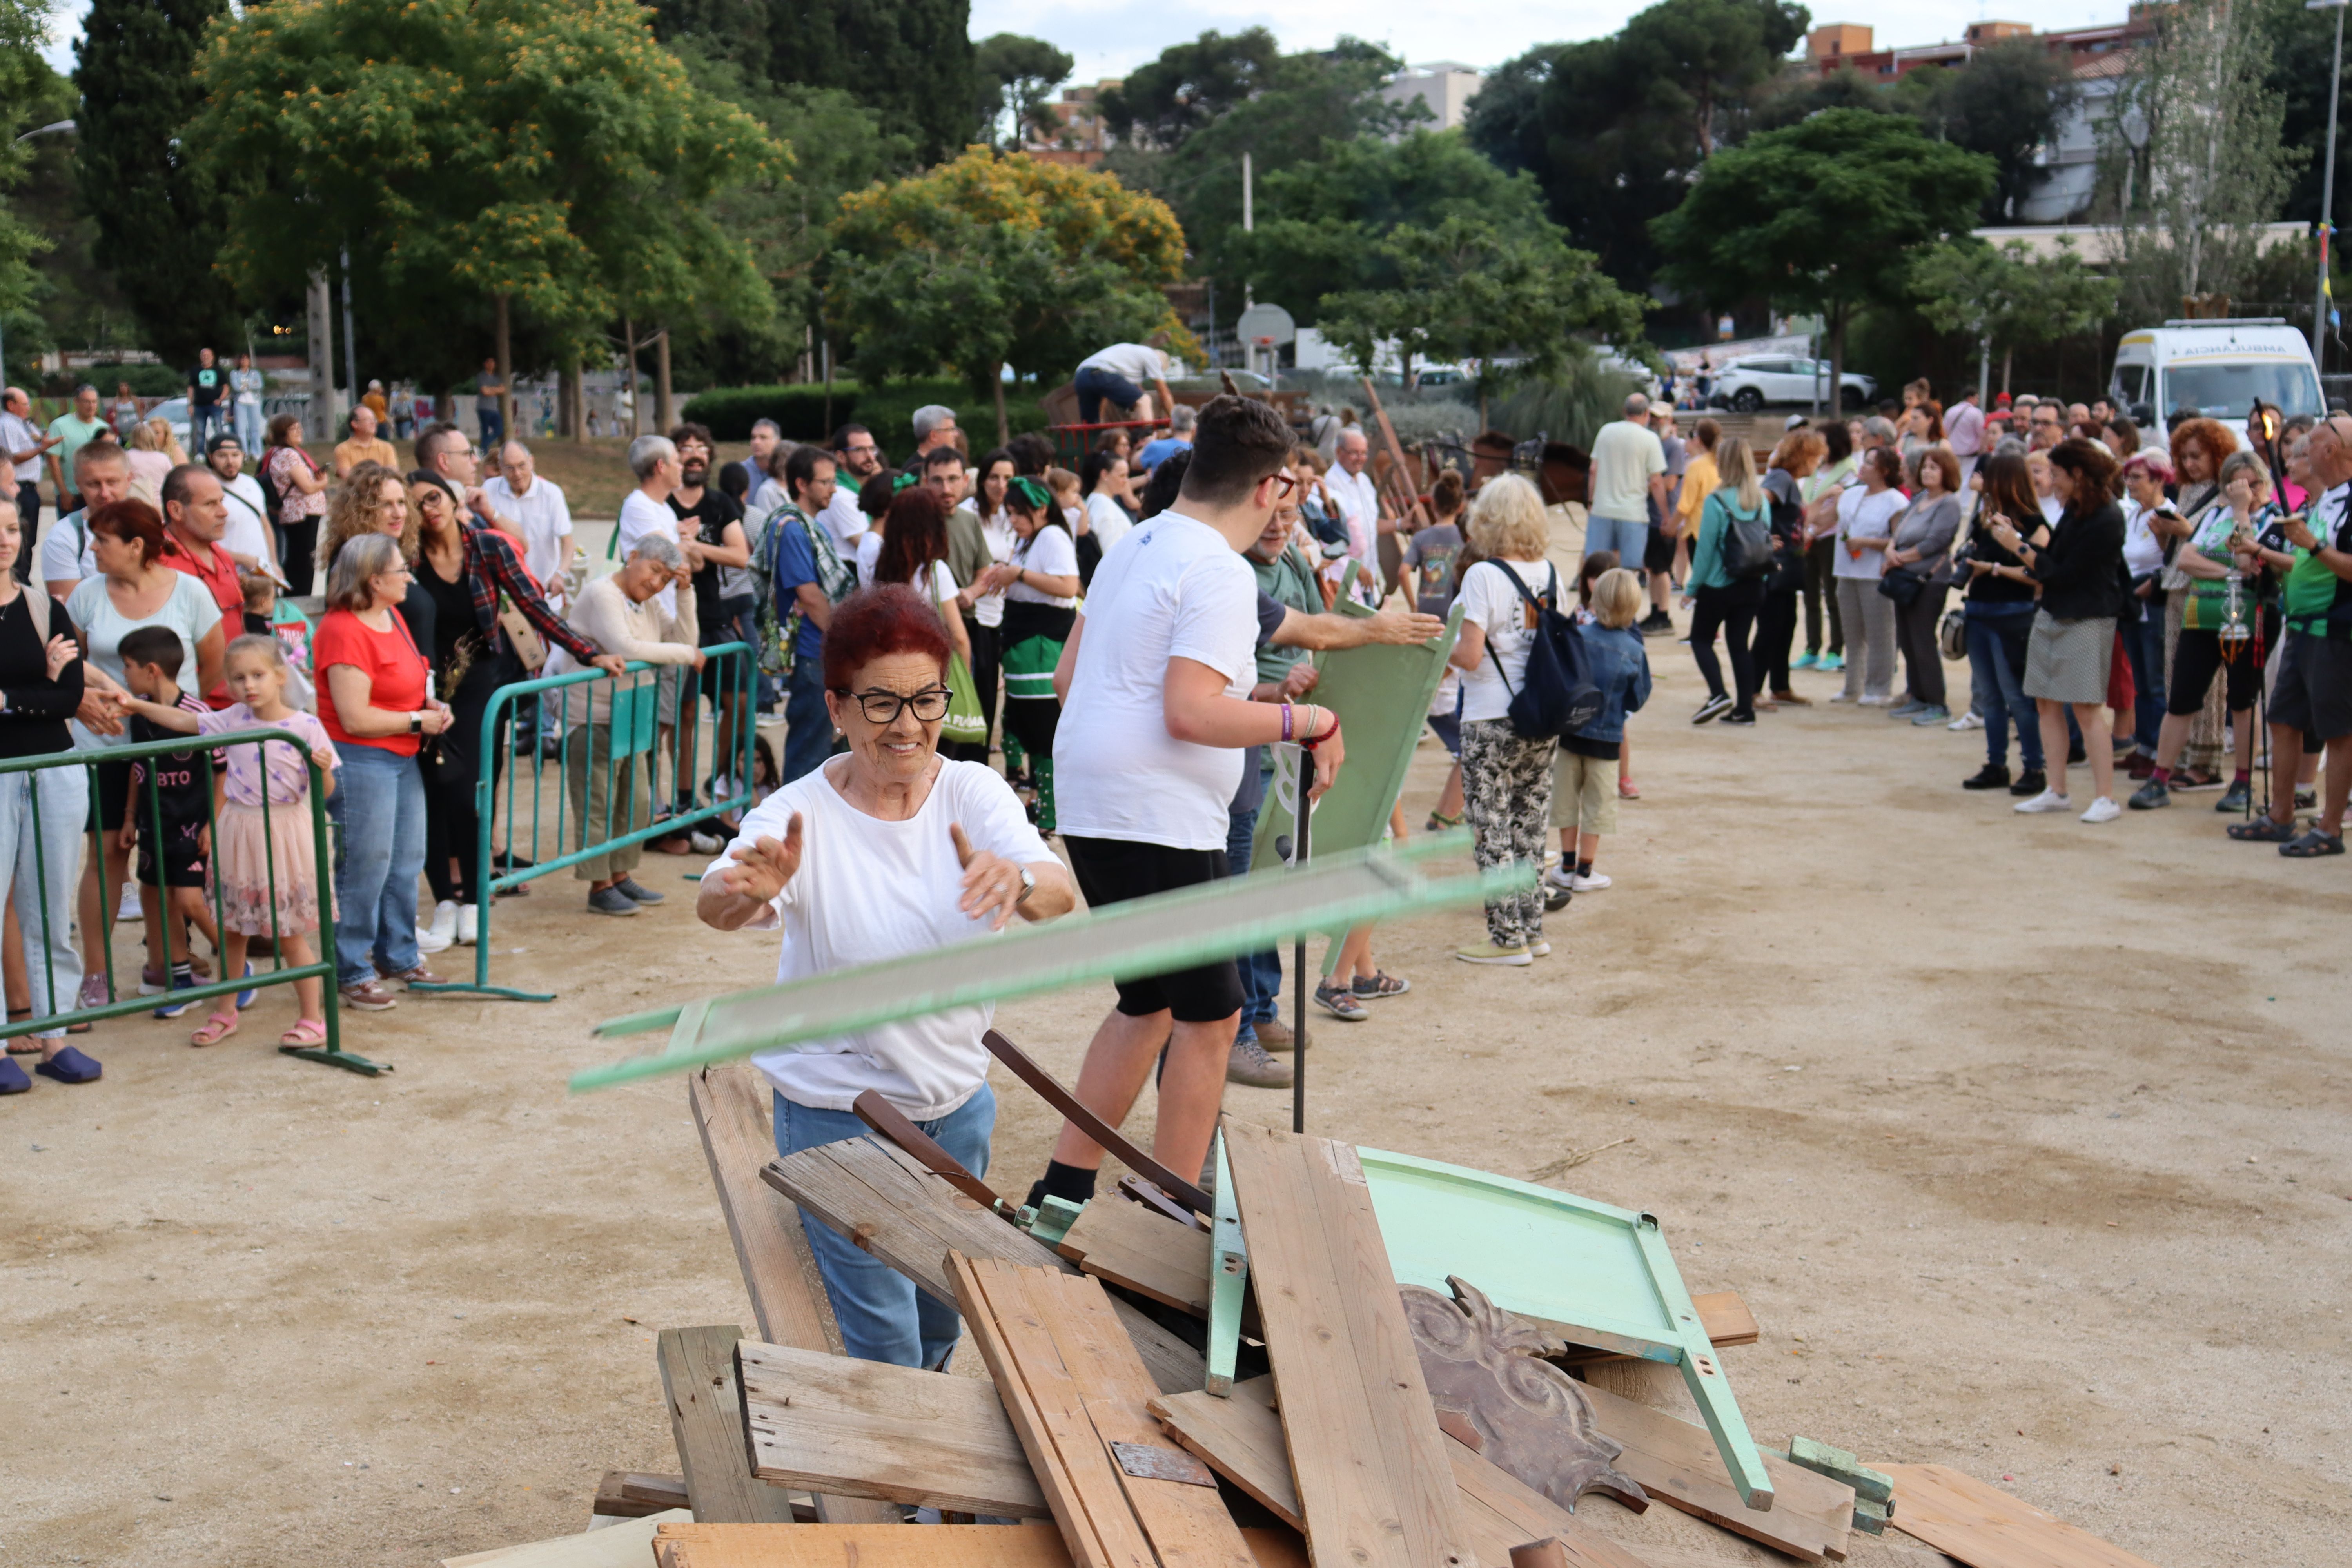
top-left (718, 811), bottom-right (804, 905)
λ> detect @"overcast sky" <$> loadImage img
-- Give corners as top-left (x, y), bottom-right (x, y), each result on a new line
top-left (37, 0), bottom-right (2136, 89)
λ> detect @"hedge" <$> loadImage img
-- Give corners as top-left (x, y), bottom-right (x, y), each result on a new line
top-left (682, 377), bottom-right (1052, 454)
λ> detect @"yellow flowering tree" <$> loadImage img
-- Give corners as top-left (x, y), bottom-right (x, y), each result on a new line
top-left (828, 147), bottom-right (1191, 444)
top-left (192, 0), bottom-right (777, 388)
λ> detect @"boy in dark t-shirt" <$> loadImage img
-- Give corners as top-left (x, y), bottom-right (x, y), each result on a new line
top-left (116, 624), bottom-right (220, 1017)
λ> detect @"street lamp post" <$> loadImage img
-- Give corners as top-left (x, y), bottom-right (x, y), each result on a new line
top-left (2311, 0), bottom-right (2348, 368)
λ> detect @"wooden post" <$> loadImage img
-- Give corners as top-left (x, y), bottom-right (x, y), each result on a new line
top-left (563, 354), bottom-right (584, 443)
top-left (494, 292), bottom-right (515, 447)
top-left (655, 326), bottom-right (674, 434)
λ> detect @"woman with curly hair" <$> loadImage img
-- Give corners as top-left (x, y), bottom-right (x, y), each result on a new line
top-left (316, 461), bottom-right (430, 647)
top-left (2162, 418), bottom-right (2239, 789)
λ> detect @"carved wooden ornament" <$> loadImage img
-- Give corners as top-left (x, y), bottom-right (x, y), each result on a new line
top-left (1401, 1275), bottom-right (1649, 1513)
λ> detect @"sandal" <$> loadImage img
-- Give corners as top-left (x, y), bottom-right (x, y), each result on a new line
top-left (0, 1056), bottom-right (27, 1093)
top-left (1424, 810), bottom-right (1463, 832)
top-left (1312, 982), bottom-right (1368, 1021)
top-left (190, 1009), bottom-right (240, 1047)
top-left (7, 1007), bottom-right (37, 1054)
top-left (1617, 777), bottom-right (1641, 800)
top-left (2226, 817), bottom-right (2298, 843)
top-left (1349, 970), bottom-right (1412, 1000)
top-left (279, 1018), bottom-right (328, 1047)
top-left (33, 1045), bottom-right (100, 1084)
top-left (2280, 828), bottom-right (2346, 858)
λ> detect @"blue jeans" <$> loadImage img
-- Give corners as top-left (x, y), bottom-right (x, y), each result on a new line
top-left (0, 767), bottom-right (86, 1035)
top-left (2119, 606), bottom-right (2166, 754)
top-left (477, 403), bottom-right (504, 448)
top-left (1074, 364), bottom-right (1143, 424)
top-left (781, 653), bottom-right (832, 783)
top-left (234, 402), bottom-right (264, 457)
top-left (1965, 603), bottom-right (2042, 771)
top-left (1226, 793), bottom-right (1280, 1036)
top-left (1584, 513), bottom-right (1648, 566)
top-left (774, 1084), bottom-right (996, 1368)
top-left (190, 403), bottom-right (225, 450)
top-left (328, 742), bottom-right (425, 986)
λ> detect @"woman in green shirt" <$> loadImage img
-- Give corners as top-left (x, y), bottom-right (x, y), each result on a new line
top-left (1796, 419), bottom-right (1855, 671)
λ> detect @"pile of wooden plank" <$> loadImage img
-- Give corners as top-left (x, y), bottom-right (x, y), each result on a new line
top-left (443, 1061), bottom-right (2167, 1568)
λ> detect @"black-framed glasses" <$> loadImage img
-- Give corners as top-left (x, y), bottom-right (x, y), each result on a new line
top-left (836, 686), bottom-right (951, 725)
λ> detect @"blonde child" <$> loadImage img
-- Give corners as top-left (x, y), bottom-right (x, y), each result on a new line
top-left (1544, 569), bottom-right (1650, 896)
top-left (120, 634), bottom-right (337, 1046)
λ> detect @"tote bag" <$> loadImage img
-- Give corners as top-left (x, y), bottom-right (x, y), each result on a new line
top-left (934, 571), bottom-right (989, 748)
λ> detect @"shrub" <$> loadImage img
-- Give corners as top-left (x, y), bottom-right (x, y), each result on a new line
top-left (680, 383), bottom-right (862, 443)
top-left (682, 376), bottom-right (1054, 457)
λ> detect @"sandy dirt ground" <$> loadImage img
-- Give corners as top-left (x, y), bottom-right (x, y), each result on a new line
top-left (7, 516), bottom-right (2350, 1568)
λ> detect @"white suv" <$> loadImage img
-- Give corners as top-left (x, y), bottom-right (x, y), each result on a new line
top-left (1707, 358), bottom-right (1875, 413)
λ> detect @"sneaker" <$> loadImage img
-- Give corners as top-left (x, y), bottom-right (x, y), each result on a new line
top-left (1818, 652), bottom-right (1845, 673)
top-left (340, 980), bottom-right (398, 1012)
top-left (76, 973), bottom-right (109, 1013)
top-left (1692, 693), bottom-right (1733, 724)
top-left (235, 960), bottom-right (257, 1010)
top-left (456, 904), bottom-right (479, 944)
top-left (1350, 971), bottom-right (1410, 1000)
top-left (1888, 699), bottom-right (1927, 718)
top-left (689, 831), bottom-right (723, 855)
top-left (151, 973), bottom-right (197, 1019)
top-left (2127, 779), bottom-right (2170, 811)
top-left (1962, 763), bottom-right (2011, 790)
top-left (2009, 768), bottom-right (2047, 797)
top-left (612, 876), bottom-right (668, 905)
top-left (1455, 941), bottom-right (1533, 966)
top-left (2126, 753), bottom-right (2157, 780)
top-left (1312, 982), bottom-right (1367, 1021)
top-left (2215, 780), bottom-right (2252, 814)
top-left (1543, 864), bottom-right (1578, 892)
top-left (1949, 709), bottom-right (1984, 731)
top-left (1227, 1034), bottom-right (1294, 1088)
top-left (2014, 789), bottom-right (2074, 814)
top-left (1569, 870), bottom-right (1612, 891)
top-left (378, 963), bottom-right (443, 987)
top-left (1255, 1016), bottom-right (1293, 1051)
top-left (1857, 694), bottom-right (1893, 707)
top-left (1910, 705), bottom-right (1951, 726)
top-left (1722, 710), bottom-right (1755, 726)
top-left (116, 880), bottom-right (142, 922)
top-left (1526, 940), bottom-right (1552, 958)
top-left (1827, 690), bottom-right (1856, 704)
top-left (1791, 651), bottom-right (1819, 669)
top-left (2080, 796), bottom-right (2122, 824)
top-left (417, 904), bottom-right (455, 954)
top-left (1543, 886), bottom-right (1572, 913)
top-left (587, 886), bottom-right (641, 916)
top-left (1638, 610), bottom-right (1675, 635)
top-left (1617, 777), bottom-right (1641, 800)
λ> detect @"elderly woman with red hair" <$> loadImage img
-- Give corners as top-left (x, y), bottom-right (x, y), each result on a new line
top-left (697, 583), bottom-right (1076, 1370)
top-left (2161, 418), bottom-right (2239, 789)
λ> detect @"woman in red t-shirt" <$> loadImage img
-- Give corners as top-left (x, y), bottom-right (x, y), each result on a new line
top-left (314, 531), bottom-right (452, 1013)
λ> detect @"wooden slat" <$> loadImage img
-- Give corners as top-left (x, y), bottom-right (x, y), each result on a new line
top-left (652, 1522), bottom-right (1074, 1568)
top-left (763, 1136), bottom-right (1205, 1395)
top-left (1149, 1376), bottom-right (1651, 1568)
top-left (659, 1326), bottom-right (800, 1526)
top-left (953, 1256), bottom-right (1163, 1568)
top-left (689, 1064), bottom-right (899, 1528)
top-left (1557, 1292), bottom-right (1759, 1362)
top-left (1221, 1122), bottom-right (1475, 1568)
top-left (1058, 1193), bottom-right (1213, 1317)
top-left (594, 1469), bottom-right (690, 1517)
top-left (1579, 1380), bottom-right (1853, 1562)
top-left (736, 1338), bottom-right (1049, 1518)
top-left (1877, 1463), bottom-right (2163, 1568)
top-left (443, 1510), bottom-right (692, 1568)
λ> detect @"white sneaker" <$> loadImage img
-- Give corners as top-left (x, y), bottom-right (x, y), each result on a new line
top-left (2080, 796), bottom-right (2121, 824)
top-left (1456, 941), bottom-right (1533, 966)
top-left (2014, 789), bottom-right (2074, 814)
top-left (1526, 940), bottom-right (1552, 957)
top-left (117, 880), bottom-right (143, 921)
top-left (1542, 864), bottom-right (1577, 892)
top-left (1857, 694), bottom-right (1893, 707)
top-left (1570, 871), bottom-right (1612, 892)
top-left (456, 903), bottom-right (479, 944)
top-left (689, 830), bottom-right (723, 855)
top-left (1826, 691), bottom-right (1856, 703)
top-left (417, 901), bottom-right (457, 954)
top-left (1949, 709), bottom-right (1984, 731)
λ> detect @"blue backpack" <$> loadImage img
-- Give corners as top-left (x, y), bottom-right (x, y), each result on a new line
top-left (1485, 563), bottom-right (1602, 739)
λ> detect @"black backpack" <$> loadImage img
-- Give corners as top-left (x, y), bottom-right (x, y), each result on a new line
top-left (1718, 494), bottom-right (1777, 581)
top-left (1485, 563), bottom-right (1602, 739)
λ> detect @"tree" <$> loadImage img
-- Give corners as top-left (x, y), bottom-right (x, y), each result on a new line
top-left (74, 0), bottom-right (245, 361)
top-left (1615, 0), bottom-right (1810, 158)
top-left (973, 33), bottom-right (1073, 149)
top-left (1897, 39), bottom-right (2077, 223)
top-left (194, 0), bottom-right (777, 394)
top-left (1913, 238), bottom-right (2117, 395)
top-left (2101, 0), bottom-right (2297, 321)
top-left (1098, 29), bottom-right (1281, 150)
top-left (2268, 0), bottom-right (2352, 226)
top-left (0, 0), bottom-right (60, 376)
top-left (1652, 109), bottom-right (1994, 400)
top-left (828, 149), bottom-right (1187, 444)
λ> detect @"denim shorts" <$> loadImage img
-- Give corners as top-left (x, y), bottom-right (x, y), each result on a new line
top-left (1584, 514), bottom-right (1649, 567)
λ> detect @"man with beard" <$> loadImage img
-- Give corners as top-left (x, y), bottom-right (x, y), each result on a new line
top-left (820, 422), bottom-right (882, 552)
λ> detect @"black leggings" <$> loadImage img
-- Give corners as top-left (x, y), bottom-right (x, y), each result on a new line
top-left (2167, 626), bottom-right (2261, 717)
top-left (421, 651), bottom-right (519, 905)
top-left (1689, 585), bottom-right (1761, 714)
top-left (1753, 588), bottom-right (1799, 693)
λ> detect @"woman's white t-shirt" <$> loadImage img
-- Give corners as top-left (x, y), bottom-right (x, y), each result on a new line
top-left (854, 530), bottom-right (882, 588)
top-left (66, 572), bottom-right (223, 749)
top-left (1833, 486), bottom-right (1904, 580)
top-left (711, 757), bottom-right (1052, 1119)
top-left (1455, 557), bottom-right (1557, 725)
top-left (1085, 491), bottom-right (1132, 555)
top-left (1005, 524), bottom-right (1080, 608)
top-left (972, 506), bottom-right (1016, 628)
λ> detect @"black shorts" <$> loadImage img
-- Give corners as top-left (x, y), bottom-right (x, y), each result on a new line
top-left (85, 759), bottom-right (132, 834)
top-left (2167, 627), bottom-right (2261, 717)
top-left (1644, 522), bottom-right (1679, 575)
top-left (1060, 835), bottom-right (1243, 1023)
top-left (2270, 630), bottom-right (2352, 740)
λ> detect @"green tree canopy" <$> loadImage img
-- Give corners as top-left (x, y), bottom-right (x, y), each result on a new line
top-left (193, 0), bottom-right (777, 386)
top-left (1911, 238), bottom-right (2117, 394)
top-left (827, 148), bottom-right (1188, 444)
top-left (1652, 108), bottom-right (1994, 393)
top-left (973, 33), bottom-right (1073, 149)
top-left (75, 0), bottom-right (244, 361)
top-left (1098, 28), bottom-right (1281, 150)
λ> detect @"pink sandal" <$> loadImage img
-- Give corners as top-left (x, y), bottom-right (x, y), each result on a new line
top-left (190, 1009), bottom-right (240, 1047)
top-left (278, 1018), bottom-right (328, 1047)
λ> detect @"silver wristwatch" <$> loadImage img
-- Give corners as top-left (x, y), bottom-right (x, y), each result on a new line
top-left (1014, 865), bottom-right (1036, 906)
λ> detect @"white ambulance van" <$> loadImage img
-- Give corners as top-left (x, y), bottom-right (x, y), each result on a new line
top-left (2107, 319), bottom-right (2323, 448)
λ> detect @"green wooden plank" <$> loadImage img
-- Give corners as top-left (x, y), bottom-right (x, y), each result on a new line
top-left (1028, 1195), bottom-right (1085, 1250)
top-left (1355, 1145), bottom-right (1774, 1510)
top-left (573, 840), bottom-right (1528, 1093)
top-left (1206, 1129), bottom-right (1247, 1397)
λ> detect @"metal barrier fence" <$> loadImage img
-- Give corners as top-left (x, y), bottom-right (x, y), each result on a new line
top-left (0, 728), bottom-right (367, 1073)
top-left (416, 641), bottom-right (757, 1002)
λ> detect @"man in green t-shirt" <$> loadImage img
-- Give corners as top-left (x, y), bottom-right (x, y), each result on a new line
top-left (45, 383), bottom-right (108, 511)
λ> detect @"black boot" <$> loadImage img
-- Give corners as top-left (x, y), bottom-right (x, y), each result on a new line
top-left (2009, 768), bottom-right (2047, 797)
top-left (1962, 762), bottom-right (2011, 790)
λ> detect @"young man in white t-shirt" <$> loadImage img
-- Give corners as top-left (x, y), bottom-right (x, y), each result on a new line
top-left (1028, 396), bottom-right (1347, 1212)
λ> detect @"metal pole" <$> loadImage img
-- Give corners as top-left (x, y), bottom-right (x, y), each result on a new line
top-left (1978, 332), bottom-right (1991, 412)
top-left (2313, 0), bottom-right (2347, 365)
top-left (339, 243), bottom-right (359, 421)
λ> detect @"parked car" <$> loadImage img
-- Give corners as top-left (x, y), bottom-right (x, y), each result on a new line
top-left (2109, 318), bottom-right (2322, 448)
top-left (1706, 357), bottom-right (1873, 412)
top-left (138, 396), bottom-right (193, 452)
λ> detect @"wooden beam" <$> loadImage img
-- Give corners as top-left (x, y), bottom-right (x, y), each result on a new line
top-left (1877, 1463), bottom-right (2162, 1568)
top-left (443, 1510), bottom-right (691, 1568)
top-left (735, 1338), bottom-right (1050, 1518)
top-left (652, 1522), bottom-right (1075, 1568)
top-left (658, 1326), bottom-right (800, 1526)
top-left (952, 1254), bottom-right (1252, 1568)
top-left (1221, 1121), bottom-right (1475, 1568)
top-left (1578, 1380), bottom-right (1854, 1562)
top-left (762, 1136), bottom-right (1205, 1396)
top-left (594, 1470), bottom-right (690, 1518)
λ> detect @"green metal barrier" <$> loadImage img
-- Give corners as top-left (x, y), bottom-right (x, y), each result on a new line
top-left (0, 728), bottom-right (365, 1073)
top-left (414, 641), bottom-right (757, 1002)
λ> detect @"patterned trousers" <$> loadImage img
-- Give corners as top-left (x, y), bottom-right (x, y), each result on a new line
top-left (1460, 718), bottom-right (1556, 946)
